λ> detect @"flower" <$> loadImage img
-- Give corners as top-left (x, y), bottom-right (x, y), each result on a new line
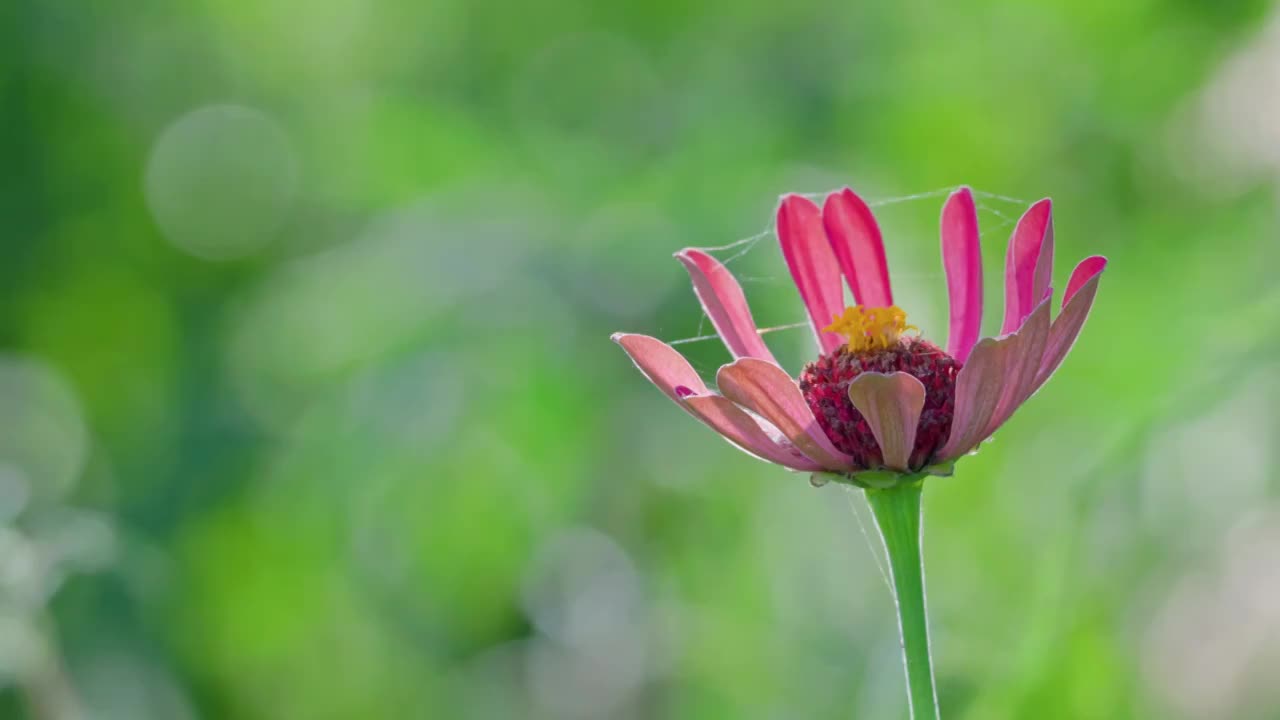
top-left (612, 187), bottom-right (1106, 486)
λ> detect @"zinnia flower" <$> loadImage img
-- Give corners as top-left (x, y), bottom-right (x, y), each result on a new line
top-left (612, 187), bottom-right (1106, 486)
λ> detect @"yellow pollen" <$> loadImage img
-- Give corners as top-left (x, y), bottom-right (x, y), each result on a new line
top-left (824, 305), bottom-right (917, 353)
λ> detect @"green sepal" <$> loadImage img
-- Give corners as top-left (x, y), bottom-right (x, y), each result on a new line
top-left (810, 463), bottom-right (954, 490)
top-left (850, 469), bottom-right (904, 488)
top-left (922, 460), bottom-right (955, 477)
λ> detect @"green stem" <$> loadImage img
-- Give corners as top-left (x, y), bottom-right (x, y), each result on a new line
top-left (866, 480), bottom-right (939, 720)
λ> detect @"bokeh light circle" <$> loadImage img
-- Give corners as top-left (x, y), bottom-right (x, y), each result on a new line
top-left (145, 104), bottom-right (298, 261)
top-left (0, 357), bottom-right (88, 502)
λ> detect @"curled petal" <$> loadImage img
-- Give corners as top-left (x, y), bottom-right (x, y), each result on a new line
top-left (613, 334), bottom-right (819, 470)
top-left (675, 249), bottom-right (777, 362)
top-left (1001, 199), bottom-right (1054, 334)
top-left (683, 395), bottom-right (823, 471)
top-left (1063, 255), bottom-right (1108, 307)
top-left (1032, 256), bottom-right (1107, 393)
top-left (936, 296), bottom-right (1057, 462)
top-left (612, 333), bottom-right (708, 404)
top-left (717, 358), bottom-right (857, 472)
top-left (822, 188), bottom-right (893, 307)
top-left (982, 297), bottom-right (1051, 438)
top-left (935, 335), bottom-right (1014, 462)
top-left (777, 194), bottom-right (846, 354)
top-left (941, 187), bottom-right (984, 363)
top-left (846, 372), bottom-right (926, 472)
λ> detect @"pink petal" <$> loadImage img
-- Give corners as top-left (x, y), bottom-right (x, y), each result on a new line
top-left (941, 187), bottom-right (984, 363)
top-left (935, 335), bottom-right (1015, 462)
top-left (613, 333), bottom-right (819, 471)
top-left (675, 249), bottom-right (777, 363)
top-left (683, 395), bottom-right (823, 471)
top-left (612, 333), bottom-right (709, 404)
top-left (777, 194), bottom-right (846, 354)
top-left (1063, 254), bottom-right (1108, 307)
top-left (822, 188), bottom-right (893, 307)
top-left (846, 372), bottom-right (926, 472)
top-left (1031, 256), bottom-right (1107, 393)
top-left (935, 295), bottom-right (1061, 462)
top-left (1001, 199), bottom-right (1054, 334)
top-left (716, 358), bottom-right (857, 472)
top-left (981, 298), bottom-right (1051, 439)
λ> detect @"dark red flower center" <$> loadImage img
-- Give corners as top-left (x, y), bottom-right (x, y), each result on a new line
top-left (799, 337), bottom-right (961, 471)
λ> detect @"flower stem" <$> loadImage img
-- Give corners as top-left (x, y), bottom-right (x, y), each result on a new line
top-left (866, 479), bottom-right (939, 720)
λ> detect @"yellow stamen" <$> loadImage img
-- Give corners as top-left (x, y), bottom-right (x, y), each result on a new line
top-left (824, 305), bottom-right (917, 353)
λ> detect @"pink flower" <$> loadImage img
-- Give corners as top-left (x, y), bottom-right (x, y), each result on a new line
top-left (612, 187), bottom-right (1106, 484)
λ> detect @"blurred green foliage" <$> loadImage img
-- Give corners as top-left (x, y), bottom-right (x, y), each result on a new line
top-left (2, 0), bottom-right (1280, 718)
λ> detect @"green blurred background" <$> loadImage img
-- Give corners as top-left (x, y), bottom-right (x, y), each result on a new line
top-left (3, 0), bottom-right (1280, 718)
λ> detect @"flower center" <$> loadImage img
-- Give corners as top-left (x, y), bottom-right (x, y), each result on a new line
top-left (801, 307), bottom-right (960, 471)
top-left (824, 305), bottom-right (917, 354)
